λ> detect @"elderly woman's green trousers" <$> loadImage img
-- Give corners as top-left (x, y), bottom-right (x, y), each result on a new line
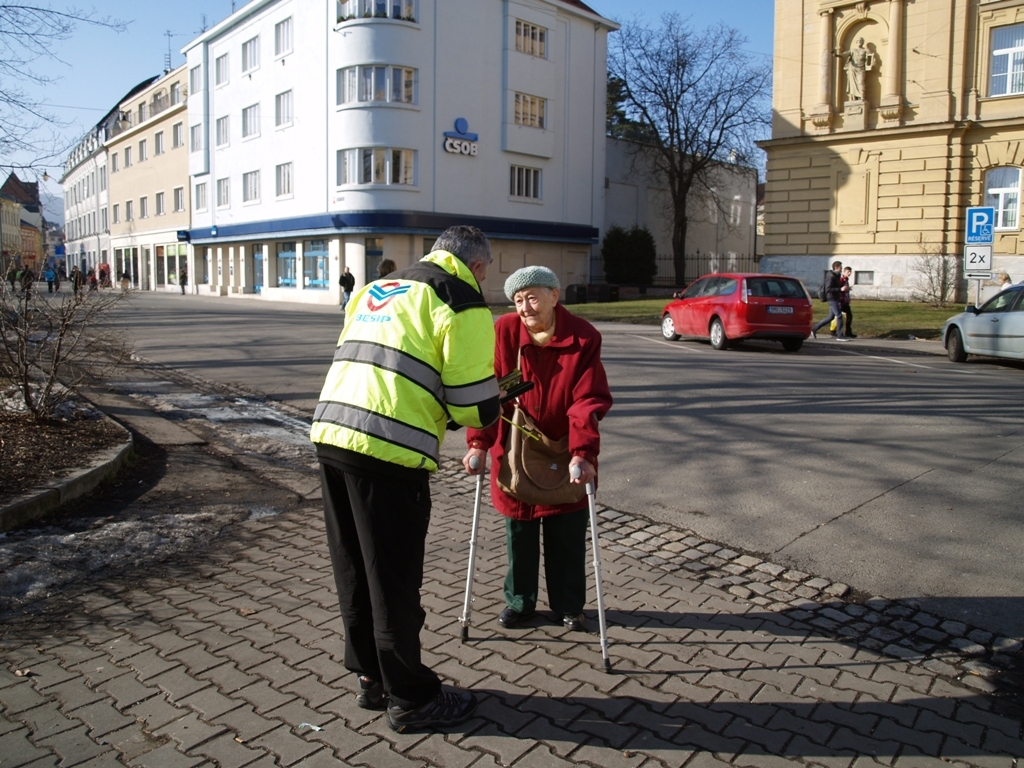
top-left (503, 507), bottom-right (588, 615)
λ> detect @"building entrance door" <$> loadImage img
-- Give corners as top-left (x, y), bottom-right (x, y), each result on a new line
top-left (253, 248), bottom-right (264, 293)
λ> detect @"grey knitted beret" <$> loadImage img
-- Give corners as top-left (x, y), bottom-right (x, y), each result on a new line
top-left (504, 266), bottom-right (560, 301)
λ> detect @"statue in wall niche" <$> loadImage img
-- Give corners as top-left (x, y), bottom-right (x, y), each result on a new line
top-left (835, 37), bottom-right (874, 101)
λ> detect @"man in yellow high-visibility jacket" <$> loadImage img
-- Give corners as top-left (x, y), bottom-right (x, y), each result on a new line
top-left (311, 225), bottom-right (500, 733)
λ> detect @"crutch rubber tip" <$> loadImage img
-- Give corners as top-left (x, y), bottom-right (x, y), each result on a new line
top-left (602, 659), bottom-right (612, 673)
top-left (460, 626), bottom-right (469, 642)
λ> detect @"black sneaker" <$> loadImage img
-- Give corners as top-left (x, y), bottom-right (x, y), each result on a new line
top-left (386, 689), bottom-right (478, 733)
top-left (356, 676), bottom-right (386, 710)
top-left (563, 613), bottom-right (585, 631)
top-left (498, 607), bottom-right (534, 628)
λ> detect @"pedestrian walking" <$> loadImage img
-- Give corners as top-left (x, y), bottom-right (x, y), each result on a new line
top-left (44, 266), bottom-right (56, 294)
top-left (463, 266), bottom-right (613, 633)
top-left (6, 265), bottom-right (18, 293)
top-left (831, 266), bottom-right (857, 338)
top-left (339, 266), bottom-right (355, 311)
top-left (179, 266), bottom-right (187, 295)
top-left (309, 225), bottom-right (501, 733)
top-left (87, 268), bottom-right (98, 292)
top-left (20, 268), bottom-right (34, 298)
top-left (70, 266), bottom-right (84, 296)
top-left (812, 261), bottom-right (848, 341)
top-left (998, 272), bottom-right (1014, 291)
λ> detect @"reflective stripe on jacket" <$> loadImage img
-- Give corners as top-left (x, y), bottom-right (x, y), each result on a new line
top-left (310, 250), bottom-right (500, 472)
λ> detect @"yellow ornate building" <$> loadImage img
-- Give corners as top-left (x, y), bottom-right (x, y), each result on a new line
top-left (760, 0), bottom-right (1024, 299)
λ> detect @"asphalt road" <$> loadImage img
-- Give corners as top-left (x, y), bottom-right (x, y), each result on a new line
top-left (110, 292), bottom-right (1024, 638)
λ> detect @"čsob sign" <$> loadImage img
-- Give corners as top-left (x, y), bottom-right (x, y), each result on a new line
top-left (443, 118), bottom-right (478, 156)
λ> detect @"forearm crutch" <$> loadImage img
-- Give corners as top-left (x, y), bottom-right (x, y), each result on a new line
top-left (572, 464), bottom-right (612, 672)
top-left (460, 455), bottom-right (484, 642)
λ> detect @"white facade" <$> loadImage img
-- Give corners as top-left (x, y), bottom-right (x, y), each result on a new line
top-left (61, 129), bottom-right (110, 275)
top-left (182, 0), bottom-right (616, 304)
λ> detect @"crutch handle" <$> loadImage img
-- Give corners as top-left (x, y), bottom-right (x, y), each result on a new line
top-left (469, 455), bottom-right (481, 471)
top-left (570, 464), bottom-right (582, 480)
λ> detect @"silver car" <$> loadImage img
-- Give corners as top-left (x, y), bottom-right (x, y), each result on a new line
top-left (943, 285), bottom-right (1024, 362)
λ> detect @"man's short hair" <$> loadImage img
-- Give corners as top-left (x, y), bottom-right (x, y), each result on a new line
top-left (832, 261), bottom-right (843, 269)
top-left (433, 225), bottom-right (492, 269)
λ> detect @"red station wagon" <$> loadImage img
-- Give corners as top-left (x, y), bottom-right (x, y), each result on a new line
top-left (660, 273), bottom-right (814, 352)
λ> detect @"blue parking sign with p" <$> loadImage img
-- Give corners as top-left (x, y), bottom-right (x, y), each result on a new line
top-left (966, 206), bottom-right (995, 244)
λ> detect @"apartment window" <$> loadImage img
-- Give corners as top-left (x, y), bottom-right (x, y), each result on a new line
top-left (172, 122), bottom-right (184, 148)
top-left (138, 103), bottom-right (147, 124)
top-left (155, 191), bottom-right (165, 216)
top-left (190, 65), bottom-right (202, 94)
top-left (275, 90), bottom-right (293, 127)
top-left (170, 82), bottom-right (181, 105)
top-left (242, 36), bottom-right (260, 73)
top-left (276, 162), bottom-right (293, 197)
top-left (990, 24), bottom-right (1024, 96)
top-left (337, 147), bottom-right (414, 186)
top-left (217, 177), bottom-right (230, 207)
top-left (195, 182), bottom-right (208, 211)
top-left (510, 165), bottom-right (541, 199)
top-left (854, 271), bottom-right (874, 286)
top-left (155, 132), bottom-right (164, 155)
top-left (275, 17), bottom-right (293, 56)
top-left (124, 146), bottom-right (132, 167)
top-left (514, 92), bottom-right (546, 129)
top-left (337, 65), bottom-right (416, 104)
top-left (190, 124), bottom-right (203, 152)
top-left (242, 104), bottom-right (260, 138)
top-left (243, 170), bottom-right (260, 202)
top-left (985, 167), bottom-right (1021, 229)
top-left (101, 207), bottom-right (108, 231)
top-left (515, 20), bottom-right (546, 58)
top-left (173, 186), bottom-right (185, 212)
top-left (125, 200), bottom-right (133, 221)
top-left (216, 116), bottom-right (230, 146)
top-left (277, 242), bottom-right (297, 287)
top-left (338, 0), bottom-right (415, 22)
top-left (112, 203), bottom-right (119, 223)
top-left (99, 167), bottom-right (106, 190)
top-left (138, 139), bottom-right (147, 162)
top-left (215, 53), bottom-right (229, 85)
top-left (139, 196), bottom-right (148, 218)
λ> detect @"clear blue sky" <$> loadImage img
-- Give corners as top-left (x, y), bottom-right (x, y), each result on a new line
top-left (29, 0), bottom-right (773, 206)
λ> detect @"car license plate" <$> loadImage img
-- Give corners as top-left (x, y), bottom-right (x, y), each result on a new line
top-left (767, 306), bottom-right (794, 314)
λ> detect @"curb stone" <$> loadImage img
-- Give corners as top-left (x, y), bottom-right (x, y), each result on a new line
top-left (0, 416), bottom-right (133, 533)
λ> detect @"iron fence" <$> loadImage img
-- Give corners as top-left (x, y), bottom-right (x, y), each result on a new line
top-left (589, 251), bottom-right (761, 288)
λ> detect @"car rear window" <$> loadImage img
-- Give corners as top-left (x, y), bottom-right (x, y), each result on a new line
top-left (746, 277), bottom-right (806, 299)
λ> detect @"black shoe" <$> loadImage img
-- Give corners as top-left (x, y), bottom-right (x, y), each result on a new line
top-left (386, 689), bottom-right (478, 733)
top-left (356, 676), bottom-right (386, 710)
top-left (563, 613), bottom-right (586, 631)
top-left (847, 333), bottom-right (857, 338)
top-left (498, 607), bottom-right (534, 628)
top-left (810, 329), bottom-right (817, 339)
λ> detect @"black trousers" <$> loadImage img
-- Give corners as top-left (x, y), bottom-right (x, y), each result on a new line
top-left (319, 463), bottom-right (441, 710)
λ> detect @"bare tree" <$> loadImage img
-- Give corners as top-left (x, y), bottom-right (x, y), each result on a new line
top-left (609, 15), bottom-right (771, 286)
top-left (0, 284), bottom-right (132, 421)
top-left (912, 240), bottom-right (959, 308)
top-left (0, 4), bottom-right (127, 175)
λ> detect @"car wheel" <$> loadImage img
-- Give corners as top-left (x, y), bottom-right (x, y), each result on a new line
top-left (947, 327), bottom-right (968, 363)
top-left (661, 314), bottom-right (679, 341)
top-left (709, 318), bottom-right (728, 350)
top-left (781, 338), bottom-right (803, 352)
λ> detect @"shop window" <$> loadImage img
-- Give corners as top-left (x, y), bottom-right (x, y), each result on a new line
top-left (277, 242), bottom-right (297, 287)
top-left (304, 240), bottom-right (329, 289)
top-left (990, 24), bottom-right (1024, 97)
top-left (985, 167), bottom-right (1021, 229)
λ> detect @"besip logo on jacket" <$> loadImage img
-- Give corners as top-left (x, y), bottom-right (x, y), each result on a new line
top-left (367, 282), bottom-right (410, 311)
top-left (354, 281), bottom-right (411, 323)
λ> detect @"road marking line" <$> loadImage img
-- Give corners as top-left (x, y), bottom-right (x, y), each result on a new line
top-left (634, 335), bottom-right (708, 353)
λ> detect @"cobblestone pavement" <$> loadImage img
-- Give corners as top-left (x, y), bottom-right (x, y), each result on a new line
top-left (2, 374), bottom-right (1023, 767)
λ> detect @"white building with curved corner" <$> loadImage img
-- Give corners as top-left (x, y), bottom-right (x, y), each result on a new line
top-left (181, 0), bottom-right (616, 304)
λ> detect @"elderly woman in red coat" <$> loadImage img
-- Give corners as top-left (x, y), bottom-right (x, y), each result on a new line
top-left (463, 266), bottom-right (612, 631)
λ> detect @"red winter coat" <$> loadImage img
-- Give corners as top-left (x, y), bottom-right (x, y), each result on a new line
top-left (467, 303), bottom-right (612, 521)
